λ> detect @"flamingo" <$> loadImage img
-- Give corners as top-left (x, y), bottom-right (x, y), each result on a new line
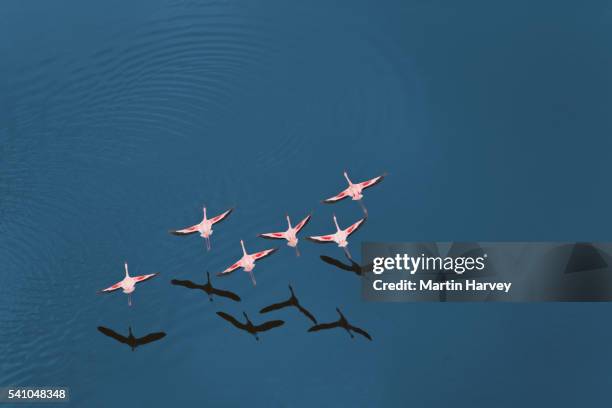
top-left (323, 171), bottom-right (385, 215)
top-left (258, 213), bottom-right (311, 256)
top-left (170, 206), bottom-right (233, 250)
top-left (98, 262), bottom-right (158, 306)
top-left (217, 240), bottom-right (277, 286)
top-left (216, 311), bottom-right (284, 341)
top-left (307, 215), bottom-right (365, 260)
top-left (308, 308), bottom-right (372, 341)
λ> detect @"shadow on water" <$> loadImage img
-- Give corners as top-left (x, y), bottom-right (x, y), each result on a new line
top-left (97, 326), bottom-right (166, 351)
top-left (308, 307), bottom-right (372, 341)
top-left (259, 284), bottom-right (317, 325)
top-left (216, 311), bottom-right (284, 341)
top-left (319, 254), bottom-right (373, 277)
top-left (171, 271), bottom-right (241, 302)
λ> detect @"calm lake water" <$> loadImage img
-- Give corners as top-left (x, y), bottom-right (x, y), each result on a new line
top-left (2, 0), bottom-right (612, 406)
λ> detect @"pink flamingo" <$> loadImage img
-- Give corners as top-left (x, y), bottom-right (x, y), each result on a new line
top-left (98, 262), bottom-right (158, 306)
top-left (170, 206), bottom-right (233, 250)
top-left (323, 171), bottom-right (385, 215)
top-left (217, 240), bottom-right (277, 286)
top-left (307, 214), bottom-right (365, 260)
top-left (258, 213), bottom-right (311, 256)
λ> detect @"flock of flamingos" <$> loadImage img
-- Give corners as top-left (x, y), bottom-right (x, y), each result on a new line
top-left (97, 171), bottom-right (385, 345)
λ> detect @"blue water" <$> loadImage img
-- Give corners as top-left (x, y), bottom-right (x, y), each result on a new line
top-left (2, 0), bottom-right (612, 406)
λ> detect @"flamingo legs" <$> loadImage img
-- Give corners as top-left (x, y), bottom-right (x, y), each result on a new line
top-left (248, 271), bottom-right (257, 286)
top-left (295, 246), bottom-right (301, 257)
top-left (343, 246), bottom-right (353, 261)
top-left (205, 236), bottom-right (211, 251)
top-left (358, 200), bottom-right (368, 217)
top-left (128, 293), bottom-right (132, 307)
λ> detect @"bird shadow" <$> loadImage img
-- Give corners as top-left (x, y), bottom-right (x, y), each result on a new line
top-left (319, 254), bottom-right (373, 277)
top-left (97, 326), bottom-right (166, 351)
top-left (259, 285), bottom-right (317, 324)
top-left (171, 271), bottom-right (241, 302)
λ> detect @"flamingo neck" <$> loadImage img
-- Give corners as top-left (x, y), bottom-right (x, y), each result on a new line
top-left (286, 215), bottom-right (292, 229)
top-left (240, 240), bottom-right (247, 255)
top-left (343, 171), bottom-right (352, 185)
top-left (203, 207), bottom-right (207, 220)
top-left (333, 216), bottom-right (340, 231)
top-left (124, 263), bottom-right (130, 278)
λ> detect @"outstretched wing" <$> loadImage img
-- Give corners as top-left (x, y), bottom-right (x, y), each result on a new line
top-left (308, 322), bottom-right (340, 332)
top-left (254, 320), bottom-right (285, 332)
top-left (217, 260), bottom-right (242, 276)
top-left (294, 214), bottom-right (312, 234)
top-left (359, 174), bottom-right (385, 190)
top-left (296, 304), bottom-right (318, 325)
top-left (210, 287), bottom-right (241, 302)
top-left (258, 232), bottom-right (287, 240)
top-left (99, 280), bottom-right (123, 293)
top-left (133, 273), bottom-right (158, 283)
top-left (97, 326), bottom-right (129, 344)
top-left (210, 208), bottom-right (233, 225)
top-left (136, 332), bottom-right (167, 346)
top-left (253, 248), bottom-right (277, 260)
top-left (259, 299), bottom-right (292, 314)
top-left (350, 325), bottom-right (372, 341)
top-left (216, 311), bottom-right (247, 330)
top-left (307, 234), bottom-right (336, 244)
top-left (345, 218), bottom-right (366, 236)
top-left (169, 224), bottom-right (200, 236)
top-left (323, 189), bottom-right (350, 204)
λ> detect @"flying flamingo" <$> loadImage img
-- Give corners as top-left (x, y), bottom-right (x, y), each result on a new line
top-left (307, 215), bottom-right (365, 260)
top-left (217, 240), bottom-right (277, 286)
top-left (323, 171), bottom-right (385, 215)
top-left (258, 213), bottom-right (311, 256)
top-left (98, 262), bottom-right (158, 306)
top-left (170, 206), bottom-right (233, 250)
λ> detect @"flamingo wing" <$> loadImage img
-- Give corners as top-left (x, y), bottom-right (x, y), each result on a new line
top-left (359, 174), bottom-right (385, 190)
top-left (217, 260), bottom-right (242, 276)
top-left (133, 273), bottom-right (158, 283)
top-left (253, 248), bottom-right (278, 260)
top-left (99, 280), bottom-right (123, 293)
top-left (169, 224), bottom-right (199, 236)
top-left (258, 232), bottom-right (287, 240)
top-left (294, 214), bottom-right (312, 234)
top-left (307, 234), bottom-right (336, 244)
top-left (345, 218), bottom-right (366, 236)
top-left (210, 208), bottom-right (233, 225)
top-left (323, 188), bottom-right (350, 203)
